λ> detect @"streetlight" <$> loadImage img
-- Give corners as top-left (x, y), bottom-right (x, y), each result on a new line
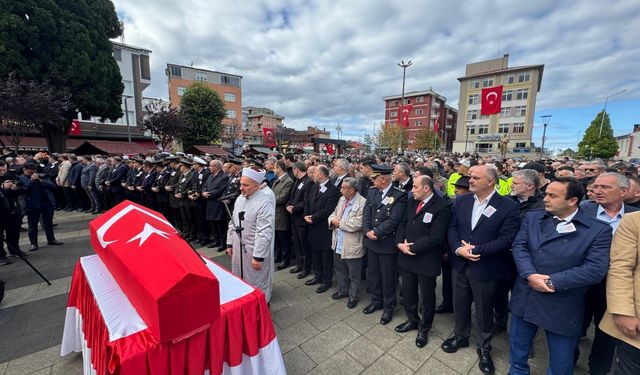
top-left (540, 115), bottom-right (552, 159)
top-left (121, 94), bottom-right (133, 143)
top-left (464, 120), bottom-right (472, 154)
top-left (598, 89), bottom-right (627, 137)
top-left (397, 60), bottom-right (412, 153)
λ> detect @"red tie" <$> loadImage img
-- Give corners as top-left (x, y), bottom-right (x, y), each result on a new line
top-left (416, 201), bottom-right (424, 214)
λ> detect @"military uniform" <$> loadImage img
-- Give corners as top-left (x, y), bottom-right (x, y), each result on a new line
top-left (165, 163), bottom-right (182, 229)
top-left (189, 161), bottom-right (211, 244)
top-left (153, 165), bottom-right (172, 218)
top-left (175, 162), bottom-right (196, 239)
top-left (223, 170), bottom-right (242, 214)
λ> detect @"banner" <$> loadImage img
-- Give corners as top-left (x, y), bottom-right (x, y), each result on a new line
top-left (481, 85), bottom-right (503, 115)
top-left (69, 119), bottom-right (82, 135)
top-left (262, 128), bottom-right (276, 148)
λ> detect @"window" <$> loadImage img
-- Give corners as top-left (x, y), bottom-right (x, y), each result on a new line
top-left (470, 80), bottom-right (480, 89)
top-left (113, 48), bottom-right (122, 61)
top-left (414, 120), bottom-right (422, 126)
top-left (500, 107), bottom-right (512, 117)
top-left (195, 71), bottom-right (208, 81)
top-left (515, 142), bottom-right (526, 148)
top-left (221, 75), bottom-right (240, 87)
top-left (170, 66), bottom-right (182, 77)
top-left (504, 75), bottom-right (514, 84)
top-left (467, 110), bottom-right (478, 121)
top-left (516, 88), bottom-right (529, 100)
top-left (392, 100), bottom-right (398, 106)
top-left (122, 80), bottom-right (133, 97)
top-left (467, 126), bottom-right (476, 135)
top-left (140, 55), bottom-right (150, 80)
top-left (518, 71), bottom-right (530, 82)
top-left (416, 96), bottom-right (424, 103)
top-left (475, 143), bottom-right (493, 153)
top-left (403, 98), bottom-right (411, 104)
top-left (483, 79), bottom-right (494, 87)
top-left (498, 124), bottom-right (509, 133)
top-left (390, 111), bottom-right (398, 118)
top-left (177, 86), bottom-right (186, 96)
top-left (224, 93), bottom-right (236, 102)
top-left (514, 106), bottom-right (526, 116)
top-left (226, 110), bottom-right (237, 119)
top-left (415, 109), bottom-right (424, 115)
top-left (468, 94), bottom-right (480, 105)
top-left (478, 125), bottom-right (489, 134)
top-left (513, 123), bottom-right (525, 133)
top-left (502, 90), bottom-right (513, 101)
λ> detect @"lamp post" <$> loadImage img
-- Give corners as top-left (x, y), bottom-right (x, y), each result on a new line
top-left (540, 115), bottom-right (552, 159)
top-left (121, 94), bottom-right (133, 143)
top-left (598, 89), bottom-right (627, 137)
top-left (397, 60), bottom-right (412, 153)
top-left (464, 120), bottom-right (471, 154)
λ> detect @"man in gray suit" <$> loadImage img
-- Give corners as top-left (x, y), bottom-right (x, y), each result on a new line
top-left (272, 160), bottom-right (293, 270)
top-left (80, 155), bottom-right (98, 213)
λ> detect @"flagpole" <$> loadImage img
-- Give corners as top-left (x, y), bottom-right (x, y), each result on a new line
top-left (397, 60), bottom-right (412, 153)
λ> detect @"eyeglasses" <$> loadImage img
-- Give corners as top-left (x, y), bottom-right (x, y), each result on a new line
top-left (583, 169), bottom-right (596, 172)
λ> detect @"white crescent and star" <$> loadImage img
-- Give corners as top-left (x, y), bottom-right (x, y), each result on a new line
top-left (126, 223), bottom-right (171, 246)
top-left (486, 92), bottom-right (498, 104)
top-left (96, 204), bottom-right (177, 248)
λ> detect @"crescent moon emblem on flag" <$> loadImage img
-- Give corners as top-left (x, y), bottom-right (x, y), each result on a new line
top-left (96, 204), bottom-right (176, 248)
top-left (486, 92), bottom-right (498, 104)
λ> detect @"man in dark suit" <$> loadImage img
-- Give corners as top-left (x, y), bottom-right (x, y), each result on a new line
top-left (106, 156), bottom-right (129, 205)
top-left (287, 162), bottom-right (315, 278)
top-left (202, 160), bottom-right (229, 251)
top-left (395, 175), bottom-right (451, 348)
top-left (139, 161), bottom-right (158, 210)
top-left (509, 177), bottom-right (611, 375)
top-left (442, 164), bottom-right (521, 375)
top-left (18, 163), bottom-right (63, 251)
top-left (362, 164), bottom-right (407, 325)
top-left (357, 158), bottom-right (374, 197)
top-left (330, 158), bottom-right (349, 189)
top-left (304, 164), bottom-right (340, 293)
top-left (578, 172), bottom-right (638, 375)
top-left (392, 162), bottom-right (413, 192)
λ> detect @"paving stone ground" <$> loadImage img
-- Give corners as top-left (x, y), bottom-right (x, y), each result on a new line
top-left (0, 210), bottom-right (596, 374)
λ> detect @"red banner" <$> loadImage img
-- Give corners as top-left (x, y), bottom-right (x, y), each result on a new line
top-left (262, 128), bottom-right (276, 148)
top-left (434, 117), bottom-right (440, 134)
top-left (69, 119), bottom-right (82, 135)
top-left (326, 143), bottom-right (334, 155)
top-left (398, 104), bottom-right (413, 128)
top-left (481, 85), bottom-right (503, 115)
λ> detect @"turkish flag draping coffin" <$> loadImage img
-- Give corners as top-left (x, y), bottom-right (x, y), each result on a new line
top-left (89, 200), bottom-right (220, 343)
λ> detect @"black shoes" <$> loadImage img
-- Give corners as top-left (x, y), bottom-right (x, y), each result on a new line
top-left (29, 244), bottom-right (39, 252)
top-left (316, 283), bottom-right (331, 293)
top-left (289, 266), bottom-right (302, 274)
top-left (435, 304), bottom-right (453, 314)
top-left (416, 331), bottom-right (428, 348)
top-left (362, 303), bottom-right (382, 315)
top-left (297, 271), bottom-right (310, 279)
top-left (441, 336), bottom-right (469, 353)
top-left (394, 320), bottom-right (418, 333)
top-left (477, 348), bottom-right (495, 374)
top-left (276, 263), bottom-right (290, 271)
top-left (0, 258), bottom-right (11, 266)
top-left (47, 240), bottom-right (64, 246)
top-left (380, 310), bottom-right (393, 325)
top-left (331, 292), bottom-right (348, 300)
top-left (305, 277), bottom-right (320, 286)
top-left (347, 299), bottom-right (358, 309)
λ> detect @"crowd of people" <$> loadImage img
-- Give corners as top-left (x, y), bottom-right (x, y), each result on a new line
top-left (1, 149), bottom-right (640, 374)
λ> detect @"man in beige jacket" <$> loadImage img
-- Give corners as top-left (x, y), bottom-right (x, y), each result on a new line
top-left (600, 212), bottom-right (640, 374)
top-left (328, 177), bottom-right (366, 309)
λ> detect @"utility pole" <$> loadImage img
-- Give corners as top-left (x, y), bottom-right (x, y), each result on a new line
top-left (598, 89), bottom-right (627, 137)
top-left (540, 115), bottom-right (552, 159)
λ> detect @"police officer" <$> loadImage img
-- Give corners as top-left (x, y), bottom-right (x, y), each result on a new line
top-left (175, 158), bottom-right (196, 240)
top-left (361, 164), bottom-right (408, 325)
top-left (152, 158), bottom-right (172, 218)
top-left (164, 156), bottom-right (182, 229)
top-left (125, 157), bottom-right (144, 203)
top-left (138, 161), bottom-right (157, 209)
top-left (0, 161), bottom-right (27, 264)
top-left (188, 157), bottom-right (211, 245)
top-left (223, 158), bottom-right (243, 212)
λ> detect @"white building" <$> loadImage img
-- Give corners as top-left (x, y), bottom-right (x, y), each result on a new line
top-left (615, 124), bottom-right (640, 162)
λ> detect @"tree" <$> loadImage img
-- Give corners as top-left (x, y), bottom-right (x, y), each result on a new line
top-left (412, 128), bottom-right (440, 152)
top-left (0, 0), bottom-right (124, 152)
top-left (179, 82), bottom-right (226, 149)
top-left (558, 148), bottom-right (577, 158)
top-left (375, 123), bottom-right (407, 152)
top-left (577, 111), bottom-right (618, 159)
top-left (142, 105), bottom-right (188, 152)
top-left (0, 74), bottom-right (70, 153)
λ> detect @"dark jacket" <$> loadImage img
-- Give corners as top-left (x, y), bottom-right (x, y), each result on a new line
top-left (68, 162), bottom-right (83, 188)
top-left (396, 193), bottom-right (451, 277)
top-left (107, 163), bottom-right (129, 193)
top-left (357, 176), bottom-right (372, 197)
top-left (447, 192), bottom-right (521, 280)
top-left (287, 174), bottom-right (314, 226)
top-left (18, 174), bottom-right (56, 209)
top-left (204, 171), bottom-right (229, 221)
top-left (363, 185), bottom-right (408, 254)
top-left (304, 181), bottom-right (340, 250)
top-left (510, 193), bottom-right (545, 219)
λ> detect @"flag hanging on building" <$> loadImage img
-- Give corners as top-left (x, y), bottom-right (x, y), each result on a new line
top-left (481, 86), bottom-right (503, 115)
top-left (434, 118), bottom-right (440, 134)
top-left (325, 143), bottom-right (334, 155)
top-left (399, 104), bottom-right (413, 128)
top-left (69, 119), bottom-right (81, 136)
top-left (262, 128), bottom-right (277, 148)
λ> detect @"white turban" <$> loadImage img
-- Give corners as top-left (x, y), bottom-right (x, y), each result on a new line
top-left (242, 167), bottom-right (265, 184)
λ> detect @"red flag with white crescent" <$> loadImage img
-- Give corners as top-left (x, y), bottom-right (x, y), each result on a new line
top-left (262, 128), bottom-right (276, 148)
top-left (326, 143), bottom-right (334, 155)
top-left (481, 86), bottom-right (503, 115)
top-left (69, 119), bottom-right (82, 135)
top-left (399, 104), bottom-right (413, 128)
top-left (434, 117), bottom-right (440, 133)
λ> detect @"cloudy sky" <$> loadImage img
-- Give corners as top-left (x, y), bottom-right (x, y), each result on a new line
top-left (113, 0), bottom-right (640, 151)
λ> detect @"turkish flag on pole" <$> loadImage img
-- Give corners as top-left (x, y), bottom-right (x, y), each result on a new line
top-left (399, 104), bottom-right (413, 128)
top-left (326, 143), bottom-right (334, 155)
top-left (434, 117), bottom-right (440, 134)
top-left (262, 127), bottom-right (276, 148)
top-left (481, 85), bottom-right (503, 115)
top-left (69, 119), bottom-right (81, 135)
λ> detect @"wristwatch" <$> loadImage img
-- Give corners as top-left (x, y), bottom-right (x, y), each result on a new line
top-left (545, 278), bottom-right (555, 291)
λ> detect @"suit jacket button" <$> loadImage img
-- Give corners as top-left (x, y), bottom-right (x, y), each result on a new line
top-left (562, 239), bottom-right (568, 243)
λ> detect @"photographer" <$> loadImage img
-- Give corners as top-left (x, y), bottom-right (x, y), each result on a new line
top-left (18, 163), bottom-right (63, 251)
top-left (0, 161), bottom-right (27, 264)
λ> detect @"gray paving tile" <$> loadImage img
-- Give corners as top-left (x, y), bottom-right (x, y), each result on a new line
top-left (307, 350), bottom-right (364, 375)
top-left (300, 322), bottom-right (360, 364)
top-left (415, 357), bottom-right (461, 375)
top-left (278, 319), bottom-right (320, 354)
top-left (387, 332), bottom-right (440, 371)
top-left (283, 347), bottom-right (316, 375)
top-left (363, 324), bottom-right (403, 351)
top-left (271, 300), bottom-right (322, 329)
top-left (0, 362), bottom-right (8, 375)
top-left (50, 353), bottom-right (83, 375)
top-left (306, 300), bottom-right (358, 332)
top-left (342, 309), bottom-right (380, 334)
top-left (361, 353), bottom-right (413, 375)
top-left (3, 345), bottom-right (62, 375)
top-left (433, 346), bottom-right (479, 375)
top-left (343, 336), bottom-right (384, 368)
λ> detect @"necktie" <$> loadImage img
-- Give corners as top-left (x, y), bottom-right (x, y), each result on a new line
top-left (416, 201), bottom-right (424, 214)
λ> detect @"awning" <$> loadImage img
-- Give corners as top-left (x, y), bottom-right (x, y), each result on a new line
top-left (71, 140), bottom-right (159, 155)
top-left (311, 137), bottom-right (347, 146)
top-left (244, 147), bottom-right (280, 155)
top-left (184, 145), bottom-right (231, 156)
top-left (0, 136), bottom-right (85, 152)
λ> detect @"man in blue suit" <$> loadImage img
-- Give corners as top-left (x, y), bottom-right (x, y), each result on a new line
top-left (442, 164), bottom-right (521, 375)
top-left (105, 156), bottom-right (129, 206)
top-left (18, 163), bottom-right (64, 251)
top-left (509, 177), bottom-right (612, 375)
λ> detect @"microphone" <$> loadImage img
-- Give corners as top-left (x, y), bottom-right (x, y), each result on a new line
top-left (218, 192), bottom-right (239, 202)
top-left (238, 211), bottom-right (245, 221)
